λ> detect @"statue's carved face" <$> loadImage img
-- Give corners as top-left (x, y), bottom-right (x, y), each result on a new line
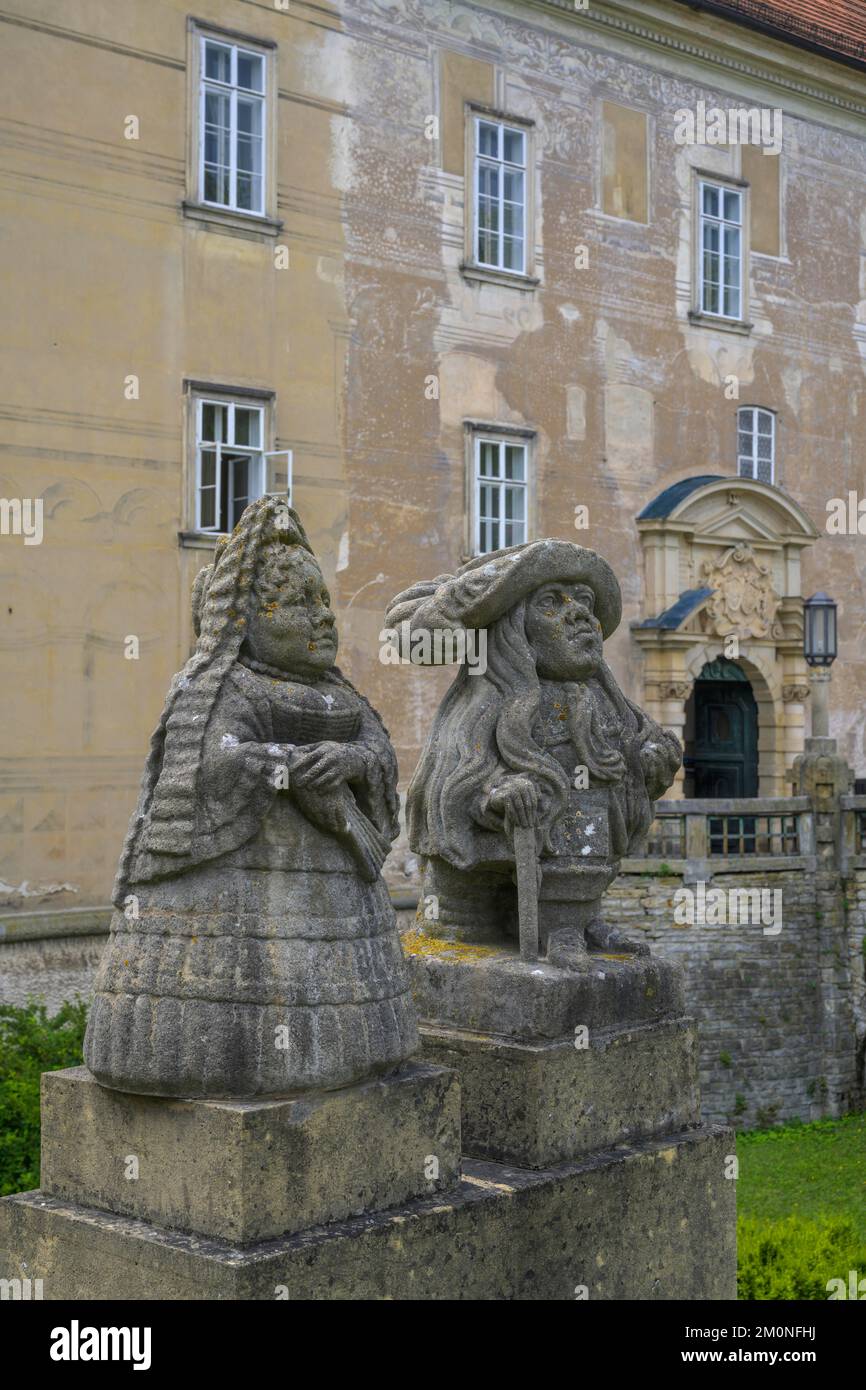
top-left (245, 547), bottom-right (338, 676)
top-left (524, 581), bottom-right (603, 681)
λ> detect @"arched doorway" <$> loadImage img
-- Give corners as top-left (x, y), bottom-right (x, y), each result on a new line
top-left (684, 659), bottom-right (758, 798)
top-left (633, 474), bottom-right (819, 796)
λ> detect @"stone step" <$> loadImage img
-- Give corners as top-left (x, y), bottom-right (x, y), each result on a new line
top-left (1, 1124), bottom-right (736, 1301)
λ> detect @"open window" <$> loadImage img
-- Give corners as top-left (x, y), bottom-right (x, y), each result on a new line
top-left (191, 393), bottom-right (291, 534)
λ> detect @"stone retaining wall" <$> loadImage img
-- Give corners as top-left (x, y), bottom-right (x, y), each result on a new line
top-left (606, 866), bottom-right (865, 1127)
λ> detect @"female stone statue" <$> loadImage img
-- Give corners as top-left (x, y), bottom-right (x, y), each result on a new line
top-left (385, 539), bottom-right (681, 966)
top-left (85, 497), bottom-right (417, 1097)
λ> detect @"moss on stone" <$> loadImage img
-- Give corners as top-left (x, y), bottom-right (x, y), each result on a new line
top-left (400, 928), bottom-right (501, 963)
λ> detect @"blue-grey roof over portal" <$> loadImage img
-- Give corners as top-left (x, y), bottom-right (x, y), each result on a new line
top-left (636, 587), bottom-right (714, 630)
top-left (637, 475), bottom-right (725, 520)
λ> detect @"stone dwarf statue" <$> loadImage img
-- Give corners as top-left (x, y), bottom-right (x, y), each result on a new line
top-left (84, 497), bottom-right (417, 1098)
top-left (385, 539), bottom-right (681, 966)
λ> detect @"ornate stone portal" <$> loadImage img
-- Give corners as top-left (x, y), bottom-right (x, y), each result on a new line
top-left (634, 475), bottom-right (819, 795)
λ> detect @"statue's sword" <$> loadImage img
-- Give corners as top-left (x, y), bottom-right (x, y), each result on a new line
top-left (512, 823), bottom-right (539, 961)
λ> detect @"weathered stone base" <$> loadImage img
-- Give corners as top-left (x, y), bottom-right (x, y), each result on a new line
top-left (403, 938), bottom-right (685, 1038)
top-left (405, 941), bottom-right (698, 1167)
top-left (418, 1016), bottom-right (700, 1168)
top-left (0, 1124), bottom-right (736, 1300)
top-left (39, 1062), bottom-right (460, 1243)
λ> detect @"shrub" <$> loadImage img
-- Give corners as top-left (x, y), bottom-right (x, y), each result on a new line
top-left (738, 1214), bottom-right (866, 1300)
top-left (0, 997), bottom-right (88, 1196)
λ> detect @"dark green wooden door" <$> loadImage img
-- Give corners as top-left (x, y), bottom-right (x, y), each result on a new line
top-left (692, 669), bottom-right (758, 799)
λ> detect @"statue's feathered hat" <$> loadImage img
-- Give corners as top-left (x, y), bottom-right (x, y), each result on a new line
top-left (385, 538), bottom-right (622, 647)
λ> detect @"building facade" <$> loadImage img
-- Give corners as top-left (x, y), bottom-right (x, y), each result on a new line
top-left (2, 0), bottom-right (866, 914)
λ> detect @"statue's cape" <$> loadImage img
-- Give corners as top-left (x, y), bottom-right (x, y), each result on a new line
top-left (407, 661), bottom-right (680, 871)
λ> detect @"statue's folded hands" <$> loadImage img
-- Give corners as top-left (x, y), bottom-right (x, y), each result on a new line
top-left (291, 740), bottom-right (370, 790)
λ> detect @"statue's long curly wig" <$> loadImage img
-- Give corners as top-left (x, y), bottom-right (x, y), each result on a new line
top-left (406, 600), bottom-right (647, 867)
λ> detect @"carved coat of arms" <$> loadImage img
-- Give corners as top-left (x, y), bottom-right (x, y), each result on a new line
top-left (700, 544), bottom-right (781, 639)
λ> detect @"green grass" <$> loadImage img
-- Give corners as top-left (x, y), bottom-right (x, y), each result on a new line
top-left (0, 997), bottom-right (88, 1196)
top-left (737, 1112), bottom-right (866, 1299)
top-left (738, 1214), bottom-right (866, 1300)
top-left (738, 1112), bottom-right (866, 1234)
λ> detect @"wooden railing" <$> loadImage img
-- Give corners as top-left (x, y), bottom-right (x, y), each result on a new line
top-left (632, 794), bottom-right (866, 874)
top-left (633, 797), bottom-right (814, 873)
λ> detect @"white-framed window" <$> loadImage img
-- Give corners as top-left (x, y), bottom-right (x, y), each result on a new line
top-left (475, 436), bottom-right (528, 555)
top-left (195, 397), bottom-right (291, 532)
top-left (737, 407), bottom-right (775, 484)
top-left (199, 36), bottom-right (266, 214)
top-left (699, 180), bottom-right (743, 320)
top-left (474, 118), bottom-right (526, 274)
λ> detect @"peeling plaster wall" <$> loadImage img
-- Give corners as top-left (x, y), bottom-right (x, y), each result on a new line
top-left (336, 0), bottom-right (866, 793)
top-left (0, 0), bottom-right (349, 907)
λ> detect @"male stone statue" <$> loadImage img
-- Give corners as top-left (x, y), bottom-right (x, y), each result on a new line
top-left (385, 539), bottom-right (681, 967)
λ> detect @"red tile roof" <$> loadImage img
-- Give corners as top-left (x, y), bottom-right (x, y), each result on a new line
top-left (675, 0), bottom-right (866, 68)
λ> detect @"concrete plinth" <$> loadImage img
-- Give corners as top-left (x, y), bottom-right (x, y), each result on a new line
top-left (403, 936), bottom-right (685, 1037)
top-left (0, 1123), bottom-right (736, 1300)
top-left (404, 937), bottom-right (699, 1167)
top-left (420, 1016), bottom-right (700, 1168)
top-left (39, 1062), bottom-right (460, 1244)
top-left (0, 937), bottom-right (737, 1299)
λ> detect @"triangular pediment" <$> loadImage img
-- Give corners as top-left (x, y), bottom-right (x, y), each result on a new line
top-left (695, 506), bottom-right (781, 544)
top-left (636, 476), bottom-right (818, 641)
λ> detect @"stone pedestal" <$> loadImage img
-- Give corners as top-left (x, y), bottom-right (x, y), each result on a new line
top-left (38, 1063), bottom-right (460, 1243)
top-left (419, 1017), bottom-right (699, 1168)
top-left (0, 949), bottom-right (735, 1300)
top-left (0, 1125), bottom-right (735, 1299)
top-left (404, 933), bottom-right (701, 1168)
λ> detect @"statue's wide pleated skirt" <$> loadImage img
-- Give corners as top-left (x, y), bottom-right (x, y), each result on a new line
top-left (84, 865), bottom-right (418, 1098)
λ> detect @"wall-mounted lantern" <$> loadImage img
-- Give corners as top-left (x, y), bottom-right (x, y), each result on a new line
top-left (803, 592), bottom-right (837, 738)
top-left (803, 592), bottom-right (837, 668)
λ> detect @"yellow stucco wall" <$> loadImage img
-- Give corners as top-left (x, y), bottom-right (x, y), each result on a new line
top-left (0, 0), bottom-right (348, 908)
